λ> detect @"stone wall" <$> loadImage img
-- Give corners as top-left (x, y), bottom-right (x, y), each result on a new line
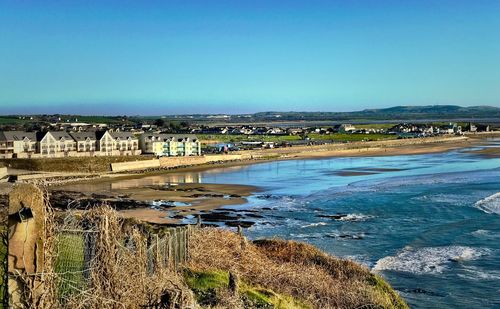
top-left (111, 159), bottom-right (160, 172)
top-left (0, 168), bottom-right (7, 181)
top-left (110, 154), bottom-right (246, 172)
top-left (0, 155), bottom-right (153, 173)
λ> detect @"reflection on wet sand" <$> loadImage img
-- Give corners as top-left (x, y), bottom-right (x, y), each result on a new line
top-left (53, 171), bottom-right (259, 225)
top-left (110, 173), bottom-right (203, 190)
top-left (59, 172), bottom-right (204, 192)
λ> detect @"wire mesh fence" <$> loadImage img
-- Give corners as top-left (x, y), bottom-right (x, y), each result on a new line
top-left (55, 230), bottom-right (95, 301)
top-left (53, 210), bottom-right (193, 304)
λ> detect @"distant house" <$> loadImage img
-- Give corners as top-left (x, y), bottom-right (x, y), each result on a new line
top-left (139, 134), bottom-right (201, 157)
top-left (266, 128), bottom-right (285, 135)
top-left (109, 131), bottom-right (141, 156)
top-left (339, 124), bottom-right (356, 133)
top-left (0, 131), bottom-right (37, 158)
top-left (69, 131), bottom-right (98, 154)
top-left (468, 123), bottom-right (478, 132)
top-left (49, 131), bottom-right (77, 154)
top-left (442, 123), bottom-right (461, 135)
top-left (96, 131), bottom-right (116, 156)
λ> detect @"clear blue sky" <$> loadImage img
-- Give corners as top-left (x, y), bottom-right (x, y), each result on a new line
top-left (1, 0), bottom-right (499, 115)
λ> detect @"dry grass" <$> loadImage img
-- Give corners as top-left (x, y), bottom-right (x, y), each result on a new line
top-left (188, 228), bottom-right (408, 309)
top-left (19, 203), bottom-right (195, 308)
top-left (13, 189), bottom-right (406, 308)
top-left (60, 206), bottom-right (196, 309)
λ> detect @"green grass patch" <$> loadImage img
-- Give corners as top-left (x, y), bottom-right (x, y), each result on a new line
top-left (197, 134), bottom-right (302, 143)
top-left (55, 233), bottom-right (86, 300)
top-left (307, 133), bottom-right (397, 142)
top-left (184, 269), bottom-right (228, 291)
top-left (354, 123), bottom-right (395, 130)
top-left (184, 269), bottom-right (310, 308)
top-left (0, 116), bottom-right (29, 125)
top-left (368, 274), bottom-right (409, 309)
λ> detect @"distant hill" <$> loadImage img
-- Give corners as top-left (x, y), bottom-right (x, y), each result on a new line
top-left (250, 105), bottom-right (500, 122)
top-left (2, 105), bottom-right (499, 125)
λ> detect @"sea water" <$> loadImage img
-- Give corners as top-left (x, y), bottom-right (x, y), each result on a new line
top-left (195, 140), bottom-right (500, 308)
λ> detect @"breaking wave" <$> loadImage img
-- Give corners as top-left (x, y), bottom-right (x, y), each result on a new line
top-left (458, 266), bottom-right (500, 281)
top-left (301, 222), bottom-right (327, 228)
top-left (373, 246), bottom-right (490, 274)
top-left (338, 213), bottom-right (374, 222)
top-left (474, 192), bottom-right (500, 214)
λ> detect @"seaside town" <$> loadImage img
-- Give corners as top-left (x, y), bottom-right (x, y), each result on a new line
top-left (0, 118), bottom-right (494, 159)
top-left (2, 1), bottom-right (500, 308)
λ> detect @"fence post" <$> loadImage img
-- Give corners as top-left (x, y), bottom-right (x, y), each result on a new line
top-left (83, 232), bottom-right (96, 282)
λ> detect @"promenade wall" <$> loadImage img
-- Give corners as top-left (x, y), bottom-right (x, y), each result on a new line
top-left (110, 154), bottom-right (246, 172)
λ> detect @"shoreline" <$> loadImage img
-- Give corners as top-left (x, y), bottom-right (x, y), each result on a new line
top-left (43, 134), bottom-right (499, 225)
top-left (46, 135), bottom-right (484, 186)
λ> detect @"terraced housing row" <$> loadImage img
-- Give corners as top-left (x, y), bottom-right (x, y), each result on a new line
top-left (0, 131), bottom-right (201, 159)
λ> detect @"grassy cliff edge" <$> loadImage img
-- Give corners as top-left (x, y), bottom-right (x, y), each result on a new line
top-left (188, 228), bottom-right (408, 309)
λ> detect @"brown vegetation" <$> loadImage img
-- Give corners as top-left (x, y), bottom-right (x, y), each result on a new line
top-left (59, 206), bottom-right (194, 308)
top-left (11, 195), bottom-right (406, 308)
top-left (16, 203), bottom-right (195, 308)
top-left (189, 228), bottom-right (408, 309)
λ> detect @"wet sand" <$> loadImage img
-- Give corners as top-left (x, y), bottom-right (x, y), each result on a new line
top-left (289, 138), bottom-right (476, 159)
top-left (50, 134), bottom-right (498, 225)
top-left (53, 182), bottom-right (259, 224)
top-left (464, 147), bottom-right (500, 158)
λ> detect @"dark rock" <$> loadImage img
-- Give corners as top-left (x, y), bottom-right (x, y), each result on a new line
top-left (225, 221), bottom-right (255, 228)
top-left (317, 214), bottom-right (348, 220)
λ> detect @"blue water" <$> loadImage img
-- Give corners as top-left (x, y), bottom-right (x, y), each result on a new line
top-left (191, 141), bottom-right (500, 308)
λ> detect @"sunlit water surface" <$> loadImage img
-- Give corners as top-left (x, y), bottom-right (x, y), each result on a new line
top-left (93, 140), bottom-right (500, 308)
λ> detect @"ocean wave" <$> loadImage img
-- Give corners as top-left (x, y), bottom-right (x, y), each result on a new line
top-left (458, 266), bottom-right (500, 281)
top-left (338, 213), bottom-right (374, 222)
top-left (290, 232), bottom-right (324, 239)
top-left (413, 193), bottom-right (469, 205)
top-left (343, 254), bottom-right (373, 267)
top-left (470, 229), bottom-right (499, 239)
top-left (474, 192), bottom-right (500, 214)
top-left (301, 222), bottom-right (327, 228)
top-left (373, 246), bottom-right (490, 274)
top-left (348, 168), bottom-right (500, 192)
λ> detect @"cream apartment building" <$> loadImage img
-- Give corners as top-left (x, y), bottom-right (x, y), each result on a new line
top-left (0, 130), bottom-right (141, 158)
top-left (139, 134), bottom-right (201, 157)
top-left (0, 131), bottom-right (37, 158)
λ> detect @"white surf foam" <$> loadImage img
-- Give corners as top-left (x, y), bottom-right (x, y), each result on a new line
top-left (290, 232), bottom-right (324, 239)
top-left (301, 222), bottom-right (327, 228)
top-left (373, 246), bottom-right (489, 274)
top-left (474, 192), bottom-right (500, 214)
top-left (470, 229), bottom-right (499, 239)
top-left (338, 213), bottom-right (374, 222)
top-left (458, 266), bottom-right (500, 281)
top-left (414, 193), bottom-right (469, 205)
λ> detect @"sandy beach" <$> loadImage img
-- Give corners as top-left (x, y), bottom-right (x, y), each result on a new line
top-left (49, 134), bottom-right (498, 225)
top-left (53, 182), bottom-right (259, 224)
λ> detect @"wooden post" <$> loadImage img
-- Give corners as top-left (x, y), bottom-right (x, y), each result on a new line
top-left (228, 272), bottom-right (239, 295)
top-left (237, 225), bottom-right (246, 251)
top-left (7, 184), bottom-right (45, 307)
top-left (155, 234), bottom-right (160, 270)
